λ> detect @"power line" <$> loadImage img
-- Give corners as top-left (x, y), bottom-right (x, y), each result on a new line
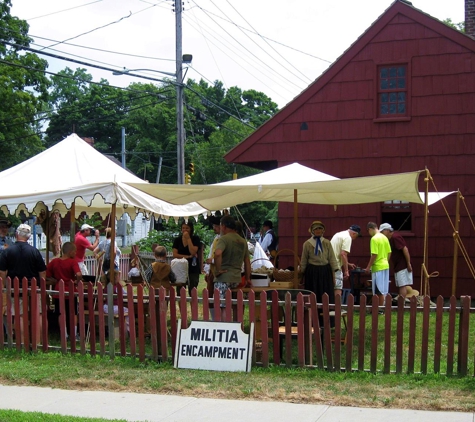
top-left (191, 0), bottom-right (332, 64)
top-left (184, 84), bottom-right (256, 130)
top-left (0, 58), bottom-right (173, 126)
top-left (30, 34), bottom-right (175, 63)
top-left (1, 40), bottom-right (175, 85)
top-left (1, 40), bottom-right (259, 135)
top-left (40, 11), bottom-right (133, 50)
top-left (186, 4), bottom-right (244, 122)
top-left (25, 0), bottom-right (104, 21)
top-left (224, 0), bottom-right (313, 83)
top-left (184, 16), bottom-right (292, 99)
top-left (186, 3), bottom-right (304, 91)
top-left (208, 0), bottom-right (310, 85)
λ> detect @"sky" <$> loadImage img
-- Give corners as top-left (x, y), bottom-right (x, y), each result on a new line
top-left (10, 0), bottom-right (466, 108)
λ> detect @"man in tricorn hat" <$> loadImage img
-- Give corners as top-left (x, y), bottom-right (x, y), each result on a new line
top-left (0, 218), bottom-right (13, 258)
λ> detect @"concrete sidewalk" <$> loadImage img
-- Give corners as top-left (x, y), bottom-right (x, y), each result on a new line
top-left (0, 384), bottom-right (473, 422)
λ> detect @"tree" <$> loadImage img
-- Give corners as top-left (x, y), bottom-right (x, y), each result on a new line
top-left (0, 0), bottom-right (50, 171)
top-left (45, 68), bottom-right (129, 152)
top-left (122, 82), bottom-right (178, 183)
top-left (443, 18), bottom-right (465, 32)
top-left (45, 71), bottom-right (279, 226)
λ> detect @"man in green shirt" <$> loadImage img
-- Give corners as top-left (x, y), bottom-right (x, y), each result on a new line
top-left (214, 215), bottom-right (251, 319)
top-left (364, 222), bottom-right (391, 307)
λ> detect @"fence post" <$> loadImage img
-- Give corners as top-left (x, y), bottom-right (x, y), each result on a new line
top-left (420, 296), bottom-right (431, 374)
top-left (457, 295), bottom-right (470, 376)
top-left (107, 282), bottom-right (115, 359)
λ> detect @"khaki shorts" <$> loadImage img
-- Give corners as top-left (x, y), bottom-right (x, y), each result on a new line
top-left (10, 293), bottom-right (42, 316)
top-left (395, 268), bottom-right (413, 287)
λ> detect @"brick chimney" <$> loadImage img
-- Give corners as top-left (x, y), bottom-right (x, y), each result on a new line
top-left (81, 137), bottom-right (95, 146)
top-left (467, 0), bottom-right (475, 38)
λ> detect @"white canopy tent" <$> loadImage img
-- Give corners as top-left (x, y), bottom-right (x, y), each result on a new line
top-left (0, 134), bottom-right (207, 265)
top-left (0, 134), bottom-right (207, 221)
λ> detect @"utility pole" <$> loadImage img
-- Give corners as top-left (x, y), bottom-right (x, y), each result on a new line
top-left (156, 156), bottom-right (163, 183)
top-left (175, 0), bottom-right (185, 184)
top-left (121, 127), bottom-right (126, 168)
top-left (120, 128), bottom-right (130, 247)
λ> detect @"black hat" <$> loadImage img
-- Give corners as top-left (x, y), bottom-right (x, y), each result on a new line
top-left (349, 225), bottom-right (362, 236)
top-left (0, 218), bottom-right (12, 228)
top-left (208, 215), bottom-right (221, 227)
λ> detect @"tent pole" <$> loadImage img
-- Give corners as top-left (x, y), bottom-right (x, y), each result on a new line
top-left (45, 209), bottom-right (50, 265)
top-left (293, 189), bottom-right (299, 288)
top-left (70, 203), bottom-right (76, 243)
top-left (422, 168), bottom-right (430, 296)
top-left (110, 204), bottom-right (117, 276)
top-left (107, 203), bottom-right (117, 358)
top-left (451, 190), bottom-right (461, 297)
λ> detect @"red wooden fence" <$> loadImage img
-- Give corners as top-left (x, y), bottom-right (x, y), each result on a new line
top-left (1, 277), bottom-right (474, 376)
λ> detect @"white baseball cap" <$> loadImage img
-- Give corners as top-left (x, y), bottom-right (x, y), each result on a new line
top-left (81, 223), bottom-right (95, 231)
top-left (379, 223), bottom-right (394, 232)
top-left (17, 223), bottom-right (32, 234)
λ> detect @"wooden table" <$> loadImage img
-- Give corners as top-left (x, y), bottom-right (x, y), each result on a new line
top-left (231, 285), bottom-right (313, 364)
top-left (350, 268), bottom-right (372, 304)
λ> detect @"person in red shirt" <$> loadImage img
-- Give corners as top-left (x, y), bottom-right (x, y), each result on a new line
top-left (74, 223), bottom-right (99, 275)
top-left (47, 242), bottom-right (82, 340)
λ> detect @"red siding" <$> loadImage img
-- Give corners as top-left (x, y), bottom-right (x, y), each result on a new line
top-left (225, 3), bottom-right (475, 297)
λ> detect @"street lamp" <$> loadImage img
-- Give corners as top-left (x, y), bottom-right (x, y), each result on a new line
top-left (112, 55), bottom-right (193, 184)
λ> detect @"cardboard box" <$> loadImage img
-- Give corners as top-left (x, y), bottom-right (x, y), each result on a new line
top-left (251, 273), bottom-right (270, 287)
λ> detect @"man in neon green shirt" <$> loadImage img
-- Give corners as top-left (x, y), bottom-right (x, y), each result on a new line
top-left (364, 222), bottom-right (391, 307)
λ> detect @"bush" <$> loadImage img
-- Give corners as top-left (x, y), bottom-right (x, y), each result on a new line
top-left (136, 219), bottom-right (215, 254)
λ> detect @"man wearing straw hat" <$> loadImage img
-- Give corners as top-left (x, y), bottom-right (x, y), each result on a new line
top-left (379, 223), bottom-right (413, 299)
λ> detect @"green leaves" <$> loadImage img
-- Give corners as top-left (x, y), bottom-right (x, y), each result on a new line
top-left (0, 0), bottom-right (50, 171)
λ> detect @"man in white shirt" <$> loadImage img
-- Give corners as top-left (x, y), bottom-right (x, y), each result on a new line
top-left (258, 220), bottom-right (277, 260)
top-left (330, 225), bottom-right (361, 296)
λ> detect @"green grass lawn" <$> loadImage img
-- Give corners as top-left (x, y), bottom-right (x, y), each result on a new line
top-left (0, 409), bottom-right (126, 422)
top-left (0, 349), bottom-right (474, 412)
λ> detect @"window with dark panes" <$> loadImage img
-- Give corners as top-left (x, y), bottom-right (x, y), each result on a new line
top-left (378, 65), bottom-right (407, 117)
top-left (381, 200), bottom-right (412, 232)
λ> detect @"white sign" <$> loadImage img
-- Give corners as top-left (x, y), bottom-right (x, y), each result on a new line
top-left (174, 320), bottom-right (254, 372)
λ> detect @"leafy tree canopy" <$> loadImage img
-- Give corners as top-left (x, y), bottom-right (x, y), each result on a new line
top-left (443, 18), bottom-right (465, 32)
top-left (0, 0), bottom-right (50, 171)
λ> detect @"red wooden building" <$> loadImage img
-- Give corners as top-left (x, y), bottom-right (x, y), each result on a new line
top-left (225, 0), bottom-right (475, 298)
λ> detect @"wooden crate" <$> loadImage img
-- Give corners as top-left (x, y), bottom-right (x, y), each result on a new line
top-left (269, 281), bottom-right (294, 289)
